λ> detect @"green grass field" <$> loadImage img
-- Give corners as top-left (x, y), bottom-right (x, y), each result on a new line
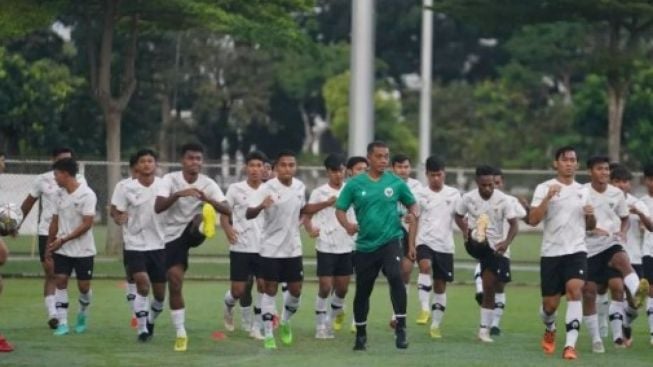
top-left (1, 279), bottom-right (653, 367)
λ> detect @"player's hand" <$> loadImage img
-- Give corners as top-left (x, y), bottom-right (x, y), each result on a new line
top-left (583, 204), bottom-right (594, 216)
top-left (308, 227), bottom-right (320, 238)
top-left (615, 231), bottom-right (627, 243)
top-left (590, 227), bottom-right (610, 236)
top-left (175, 188), bottom-right (202, 199)
top-left (261, 196), bottom-right (275, 209)
top-left (406, 246), bottom-right (416, 262)
top-left (494, 241), bottom-right (509, 255)
top-left (326, 196), bottom-right (337, 206)
top-left (225, 229), bottom-right (238, 244)
top-left (48, 238), bottom-right (65, 252)
top-left (546, 184), bottom-right (561, 200)
top-left (345, 223), bottom-right (359, 236)
top-left (114, 212), bottom-right (128, 225)
top-left (629, 205), bottom-right (641, 215)
top-left (404, 212), bottom-right (416, 225)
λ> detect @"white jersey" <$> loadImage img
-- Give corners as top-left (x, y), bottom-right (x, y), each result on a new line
top-left (641, 195), bottom-right (653, 257)
top-left (399, 178), bottom-right (422, 232)
top-left (225, 181), bottom-right (264, 254)
top-left (624, 193), bottom-right (649, 264)
top-left (309, 183), bottom-right (355, 254)
top-left (455, 189), bottom-right (516, 250)
top-left (111, 177), bottom-right (165, 252)
top-left (29, 171), bottom-right (86, 236)
top-left (531, 179), bottom-right (589, 257)
top-left (54, 184), bottom-right (97, 258)
top-left (500, 195), bottom-right (528, 259)
top-left (157, 171), bottom-right (226, 243)
top-left (416, 185), bottom-right (461, 254)
top-left (584, 184), bottom-right (629, 258)
top-left (249, 177), bottom-right (305, 258)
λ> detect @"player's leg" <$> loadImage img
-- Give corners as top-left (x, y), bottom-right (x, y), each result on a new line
top-left (596, 283), bottom-right (609, 338)
top-left (39, 236), bottom-right (58, 329)
top-left (606, 276), bottom-right (626, 347)
top-left (582, 280), bottom-right (604, 353)
top-left (52, 254), bottom-right (72, 336)
top-left (382, 241), bottom-right (409, 349)
top-left (238, 276), bottom-right (254, 332)
top-left (123, 253), bottom-right (137, 329)
top-left (643, 256), bottom-right (653, 346)
top-left (73, 256), bottom-right (93, 334)
top-left (167, 264), bottom-right (187, 350)
top-left (430, 251), bottom-right (453, 339)
top-left (562, 278), bottom-right (584, 360)
top-left (331, 272), bottom-right (351, 333)
top-left (249, 276), bottom-right (265, 340)
top-left (539, 256), bottom-right (563, 355)
top-left (0, 239), bottom-right (13, 352)
top-left (352, 250), bottom-right (383, 351)
top-left (609, 249), bottom-right (648, 308)
top-left (473, 262), bottom-right (483, 306)
top-left (478, 264), bottom-right (497, 343)
top-left (146, 249), bottom-right (166, 338)
top-left (279, 257), bottom-right (303, 346)
top-left (416, 246), bottom-right (432, 325)
top-left (315, 251), bottom-right (334, 339)
top-left (490, 256), bottom-right (510, 336)
top-left (132, 267), bottom-right (152, 341)
top-left (225, 251), bottom-right (246, 332)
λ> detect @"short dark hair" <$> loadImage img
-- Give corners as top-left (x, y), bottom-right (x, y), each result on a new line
top-left (475, 165), bottom-right (495, 177)
top-left (52, 158), bottom-right (78, 176)
top-left (346, 156), bottom-right (368, 170)
top-left (644, 164), bottom-right (653, 178)
top-left (52, 147), bottom-right (73, 158)
top-left (0, 151), bottom-right (4, 157)
top-left (246, 151), bottom-right (268, 164)
top-left (128, 154), bottom-right (138, 168)
top-left (366, 141), bottom-right (388, 154)
top-left (180, 143), bottom-right (204, 156)
top-left (135, 149), bottom-right (158, 162)
top-left (391, 154), bottom-right (410, 166)
top-left (554, 146), bottom-right (576, 160)
top-left (425, 156), bottom-right (445, 172)
top-left (610, 165), bottom-right (633, 181)
top-left (586, 155), bottom-right (610, 169)
top-left (492, 167), bottom-right (503, 176)
top-left (276, 150), bottom-right (296, 161)
top-left (324, 154), bottom-right (346, 171)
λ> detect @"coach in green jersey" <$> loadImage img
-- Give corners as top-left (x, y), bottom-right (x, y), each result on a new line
top-left (335, 141), bottom-right (417, 351)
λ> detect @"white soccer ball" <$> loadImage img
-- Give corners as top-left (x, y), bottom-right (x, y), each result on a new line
top-left (0, 203), bottom-right (22, 236)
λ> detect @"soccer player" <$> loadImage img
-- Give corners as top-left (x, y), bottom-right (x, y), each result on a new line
top-left (221, 151), bottom-right (267, 339)
top-left (414, 157), bottom-right (461, 338)
top-left (528, 146), bottom-right (595, 360)
top-left (20, 147), bottom-right (86, 329)
top-left (581, 156), bottom-right (649, 352)
top-left (263, 160), bottom-right (276, 182)
top-left (0, 237), bottom-right (13, 352)
top-left (641, 164), bottom-right (653, 346)
top-left (304, 154), bottom-right (355, 339)
top-left (346, 156), bottom-right (369, 177)
top-left (111, 149), bottom-right (167, 342)
top-left (154, 143), bottom-right (231, 351)
top-left (335, 141), bottom-right (417, 351)
top-left (110, 154), bottom-right (139, 328)
top-left (454, 165), bottom-right (518, 343)
top-left (46, 158), bottom-right (97, 336)
top-left (390, 154), bottom-right (422, 328)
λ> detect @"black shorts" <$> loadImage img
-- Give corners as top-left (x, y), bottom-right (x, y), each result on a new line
top-left (464, 234), bottom-right (494, 260)
top-left (165, 222), bottom-right (206, 270)
top-left (316, 251), bottom-right (353, 277)
top-left (632, 263), bottom-right (643, 279)
top-left (642, 256), bottom-right (653, 284)
top-left (480, 253), bottom-right (511, 284)
top-left (416, 245), bottom-right (454, 282)
top-left (38, 235), bottom-right (48, 262)
top-left (587, 245), bottom-right (625, 285)
top-left (53, 254), bottom-right (94, 281)
top-left (258, 256), bottom-right (303, 283)
top-left (124, 249), bottom-right (167, 283)
top-left (230, 251), bottom-right (260, 282)
top-left (354, 238), bottom-right (402, 281)
top-left (540, 252), bottom-right (587, 297)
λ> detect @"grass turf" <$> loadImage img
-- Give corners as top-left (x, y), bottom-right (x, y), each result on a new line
top-left (0, 279), bottom-right (652, 367)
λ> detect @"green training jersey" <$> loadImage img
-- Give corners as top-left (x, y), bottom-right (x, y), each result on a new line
top-left (336, 171), bottom-right (416, 252)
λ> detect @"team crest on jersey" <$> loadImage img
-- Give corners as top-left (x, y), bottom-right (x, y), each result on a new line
top-left (384, 187), bottom-right (394, 198)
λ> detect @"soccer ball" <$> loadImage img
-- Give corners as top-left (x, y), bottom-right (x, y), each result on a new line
top-left (0, 203), bottom-right (22, 236)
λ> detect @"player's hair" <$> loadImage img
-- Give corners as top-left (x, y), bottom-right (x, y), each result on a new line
top-left (391, 153), bottom-right (410, 166)
top-left (246, 151), bottom-right (268, 164)
top-left (346, 156), bottom-right (368, 170)
top-left (51, 147), bottom-right (73, 158)
top-left (128, 154), bottom-right (138, 168)
top-left (324, 154), bottom-right (346, 171)
top-left (135, 149), bottom-right (158, 162)
top-left (276, 150), bottom-right (296, 161)
top-left (475, 165), bottom-right (495, 177)
top-left (180, 143), bottom-right (204, 156)
top-left (366, 141), bottom-right (388, 154)
top-left (492, 166), bottom-right (503, 176)
top-left (610, 165), bottom-right (633, 181)
top-left (425, 156), bottom-right (445, 172)
top-left (52, 158), bottom-right (78, 177)
top-left (643, 164), bottom-right (653, 178)
top-left (586, 155), bottom-right (610, 169)
top-left (554, 146), bottom-right (576, 160)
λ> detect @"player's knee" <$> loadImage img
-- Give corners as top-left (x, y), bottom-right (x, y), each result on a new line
top-left (0, 241), bottom-right (8, 266)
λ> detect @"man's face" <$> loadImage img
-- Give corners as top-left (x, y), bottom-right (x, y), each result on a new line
top-left (367, 147), bottom-right (389, 173)
top-left (392, 160), bottom-right (411, 180)
top-left (246, 159), bottom-right (264, 181)
top-left (645, 177), bottom-right (653, 194)
top-left (426, 170), bottom-right (445, 190)
top-left (589, 162), bottom-right (610, 185)
top-left (553, 150), bottom-right (578, 177)
top-left (477, 175), bottom-right (495, 199)
top-left (53, 169), bottom-right (70, 187)
top-left (327, 166), bottom-right (345, 186)
top-left (137, 155), bottom-right (157, 176)
top-left (275, 156), bottom-right (296, 181)
top-left (493, 175), bottom-right (504, 190)
top-left (611, 178), bottom-right (631, 193)
top-left (181, 150), bottom-right (203, 174)
top-left (349, 162), bottom-right (368, 177)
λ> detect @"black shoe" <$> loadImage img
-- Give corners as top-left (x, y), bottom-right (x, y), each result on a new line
top-left (395, 328), bottom-right (408, 349)
top-left (48, 317), bottom-right (59, 330)
top-left (138, 332), bottom-right (151, 342)
top-left (475, 293), bottom-right (483, 306)
top-left (490, 326), bottom-right (501, 336)
top-left (147, 322), bottom-right (155, 336)
top-left (353, 335), bottom-right (367, 351)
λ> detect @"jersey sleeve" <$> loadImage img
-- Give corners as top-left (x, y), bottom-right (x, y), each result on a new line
top-left (454, 194), bottom-right (468, 216)
top-left (503, 197), bottom-right (518, 220)
top-left (225, 185), bottom-right (236, 207)
top-left (248, 184), bottom-right (268, 208)
top-left (512, 197), bottom-right (527, 219)
top-left (156, 174), bottom-right (173, 198)
top-left (206, 179), bottom-right (226, 203)
top-left (82, 190), bottom-right (98, 216)
top-left (398, 180), bottom-right (416, 207)
top-left (29, 175), bottom-right (43, 198)
top-left (335, 182), bottom-right (354, 211)
top-left (636, 199), bottom-right (651, 218)
top-left (531, 183), bottom-right (547, 207)
top-left (616, 193), bottom-right (629, 218)
top-left (111, 182), bottom-right (128, 212)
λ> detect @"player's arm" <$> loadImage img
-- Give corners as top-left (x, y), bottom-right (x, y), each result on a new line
top-left (245, 195), bottom-right (273, 219)
top-left (302, 214), bottom-right (320, 238)
top-left (632, 205), bottom-right (653, 231)
top-left (495, 217), bottom-right (518, 255)
top-left (154, 187), bottom-right (201, 214)
top-left (48, 215), bottom-right (94, 252)
top-left (528, 184), bottom-right (560, 225)
top-left (406, 203), bottom-right (418, 261)
top-left (20, 195), bottom-right (38, 220)
top-left (454, 214), bottom-right (468, 240)
top-left (220, 213), bottom-right (238, 244)
top-left (301, 196), bottom-right (336, 215)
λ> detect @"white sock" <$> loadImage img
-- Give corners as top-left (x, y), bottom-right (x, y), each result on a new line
top-left (134, 294), bottom-right (150, 333)
top-left (126, 282), bottom-right (136, 313)
top-left (170, 309), bottom-right (186, 338)
top-left (282, 293), bottom-right (301, 323)
top-left (647, 297), bottom-right (653, 335)
top-left (224, 290), bottom-right (236, 310)
top-left (480, 307), bottom-right (493, 330)
top-left (623, 300), bottom-right (637, 328)
top-left (609, 300), bottom-right (624, 341)
top-left (474, 263), bottom-right (483, 294)
top-left (261, 293), bottom-right (276, 338)
top-left (253, 292), bottom-right (263, 331)
top-left (241, 305), bottom-right (253, 328)
top-left (491, 293), bottom-right (506, 328)
top-left (583, 314), bottom-right (601, 343)
top-left (624, 273), bottom-right (640, 298)
top-left (55, 288), bottom-right (69, 326)
top-left (597, 292), bottom-right (609, 330)
top-left (431, 292), bottom-right (447, 328)
top-left (315, 295), bottom-right (328, 327)
top-left (565, 301), bottom-right (582, 348)
top-left (45, 295), bottom-right (57, 318)
top-left (540, 305), bottom-right (556, 331)
top-left (149, 298), bottom-right (164, 323)
top-left (330, 295), bottom-right (345, 320)
top-left (78, 289), bottom-right (92, 316)
top-left (417, 273), bottom-right (432, 312)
